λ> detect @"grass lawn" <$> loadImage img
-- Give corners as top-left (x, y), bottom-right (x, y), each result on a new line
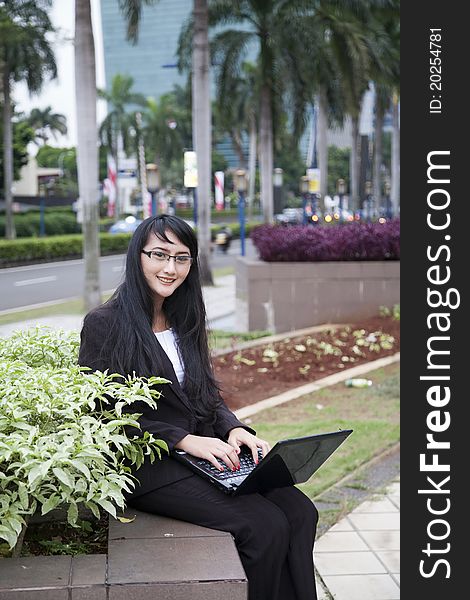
top-left (246, 361), bottom-right (400, 503)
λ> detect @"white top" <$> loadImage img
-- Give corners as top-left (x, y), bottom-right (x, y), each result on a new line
top-left (155, 329), bottom-right (185, 384)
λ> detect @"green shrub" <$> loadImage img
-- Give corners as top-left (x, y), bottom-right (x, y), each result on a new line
top-left (0, 327), bottom-right (168, 551)
top-left (0, 211), bottom-right (80, 238)
top-left (0, 233), bottom-right (132, 267)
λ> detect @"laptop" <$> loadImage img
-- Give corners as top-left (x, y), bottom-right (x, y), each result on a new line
top-left (172, 429), bottom-right (353, 496)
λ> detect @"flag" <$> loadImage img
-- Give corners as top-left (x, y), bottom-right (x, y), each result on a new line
top-left (106, 155), bottom-right (117, 217)
top-left (214, 171), bottom-right (224, 211)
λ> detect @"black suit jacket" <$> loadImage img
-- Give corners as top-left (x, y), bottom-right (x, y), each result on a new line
top-left (78, 304), bottom-right (254, 499)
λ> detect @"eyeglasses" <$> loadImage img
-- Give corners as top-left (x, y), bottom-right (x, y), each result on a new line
top-left (141, 249), bottom-right (193, 266)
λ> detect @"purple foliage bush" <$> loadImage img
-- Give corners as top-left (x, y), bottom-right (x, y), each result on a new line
top-left (250, 219), bottom-right (400, 262)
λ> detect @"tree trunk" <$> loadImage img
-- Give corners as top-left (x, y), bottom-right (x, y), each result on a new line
top-left (350, 115), bottom-right (361, 212)
top-left (259, 84), bottom-right (273, 223)
top-left (192, 0), bottom-right (213, 285)
top-left (247, 113), bottom-right (257, 222)
top-left (2, 68), bottom-right (16, 239)
top-left (75, 0), bottom-right (101, 311)
top-left (373, 97), bottom-right (384, 214)
top-left (391, 93), bottom-right (400, 217)
top-left (317, 86), bottom-right (328, 209)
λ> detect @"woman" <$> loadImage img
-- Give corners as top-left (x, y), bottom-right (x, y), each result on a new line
top-left (79, 215), bottom-right (318, 600)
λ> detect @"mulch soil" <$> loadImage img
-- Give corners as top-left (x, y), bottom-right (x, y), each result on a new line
top-left (214, 315), bottom-right (400, 411)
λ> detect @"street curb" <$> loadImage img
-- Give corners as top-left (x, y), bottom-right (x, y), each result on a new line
top-left (234, 352), bottom-right (400, 420)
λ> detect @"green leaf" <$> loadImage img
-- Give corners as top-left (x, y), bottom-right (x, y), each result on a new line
top-left (52, 467), bottom-right (74, 489)
top-left (0, 526), bottom-right (18, 550)
top-left (85, 501), bottom-right (101, 519)
top-left (41, 494), bottom-right (61, 515)
top-left (67, 502), bottom-right (79, 526)
top-left (96, 498), bottom-right (117, 518)
top-left (70, 460), bottom-right (91, 480)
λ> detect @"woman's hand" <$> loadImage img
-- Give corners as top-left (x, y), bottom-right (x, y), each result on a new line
top-left (227, 427), bottom-right (271, 464)
top-left (175, 434), bottom-right (240, 472)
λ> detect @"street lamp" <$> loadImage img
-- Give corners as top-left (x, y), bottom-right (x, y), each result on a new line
top-left (234, 169), bottom-right (247, 256)
top-left (273, 167), bottom-right (283, 216)
top-left (337, 178), bottom-right (346, 223)
top-left (146, 163), bottom-right (160, 216)
top-left (384, 180), bottom-right (391, 219)
top-left (300, 176), bottom-right (309, 225)
top-left (364, 180), bottom-right (372, 222)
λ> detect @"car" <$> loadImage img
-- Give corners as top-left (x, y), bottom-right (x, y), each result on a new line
top-left (108, 215), bottom-right (143, 234)
top-left (274, 207), bottom-right (304, 225)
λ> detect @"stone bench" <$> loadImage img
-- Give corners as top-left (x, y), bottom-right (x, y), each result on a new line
top-left (0, 510), bottom-right (248, 599)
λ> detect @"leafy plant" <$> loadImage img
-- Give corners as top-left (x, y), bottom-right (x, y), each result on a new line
top-left (0, 327), bottom-right (168, 552)
top-left (379, 304), bottom-right (400, 321)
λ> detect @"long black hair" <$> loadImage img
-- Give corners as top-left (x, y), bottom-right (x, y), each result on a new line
top-left (94, 215), bottom-right (221, 422)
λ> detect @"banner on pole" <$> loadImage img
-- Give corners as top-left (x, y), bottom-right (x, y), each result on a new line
top-left (214, 171), bottom-right (224, 210)
top-left (106, 155), bottom-right (117, 217)
top-left (306, 168), bottom-right (320, 193)
top-left (184, 151), bottom-right (198, 188)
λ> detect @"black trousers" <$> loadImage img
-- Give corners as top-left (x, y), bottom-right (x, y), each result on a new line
top-left (128, 475), bottom-right (318, 600)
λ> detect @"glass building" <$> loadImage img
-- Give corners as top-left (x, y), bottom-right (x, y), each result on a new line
top-left (100, 0), bottom-right (190, 100)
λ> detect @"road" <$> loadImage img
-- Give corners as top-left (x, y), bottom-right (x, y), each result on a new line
top-left (0, 238), bottom-right (257, 313)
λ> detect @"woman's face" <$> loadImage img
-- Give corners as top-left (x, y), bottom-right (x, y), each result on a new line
top-left (141, 229), bottom-right (192, 304)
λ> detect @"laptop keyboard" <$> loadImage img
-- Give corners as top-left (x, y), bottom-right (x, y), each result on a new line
top-left (196, 448), bottom-right (263, 480)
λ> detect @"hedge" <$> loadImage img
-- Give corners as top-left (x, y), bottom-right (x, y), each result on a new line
top-left (0, 221), bottom-right (261, 267)
top-left (0, 211), bottom-right (81, 238)
top-left (250, 219), bottom-right (400, 262)
top-left (0, 233), bottom-right (132, 267)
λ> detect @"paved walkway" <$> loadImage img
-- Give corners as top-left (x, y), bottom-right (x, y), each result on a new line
top-left (315, 479), bottom-right (400, 600)
top-left (0, 273), bottom-right (400, 599)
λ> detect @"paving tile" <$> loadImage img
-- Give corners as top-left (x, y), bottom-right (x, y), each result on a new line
top-left (322, 574), bottom-right (400, 600)
top-left (108, 581), bottom-right (247, 600)
top-left (0, 556), bottom-right (71, 589)
top-left (392, 573), bottom-right (400, 585)
top-left (376, 551), bottom-right (400, 573)
top-left (71, 555), bottom-right (106, 585)
top-left (328, 518), bottom-right (354, 532)
top-left (385, 482), bottom-right (400, 495)
top-left (348, 513), bottom-right (400, 531)
top-left (360, 531), bottom-right (400, 551)
top-left (108, 536), bottom-right (246, 584)
top-left (315, 551), bottom-right (387, 576)
top-left (315, 574), bottom-right (330, 600)
top-left (352, 497), bottom-right (399, 513)
top-left (388, 495), bottom-right (400, 509)
top-left (71, 588), bottom-right (107, 600)
top-left (109, 510), bottom-right (228, 540)
top-left (0, 590), bottom-right (68, 600)
top-left (315, 531), bottom-right (369, 553)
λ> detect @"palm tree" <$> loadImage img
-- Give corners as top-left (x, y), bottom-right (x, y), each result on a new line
top-left (98, 74), bottom-right (146, 217)
top-left (0, 0), bottom-right (56, 240)
top-left (75, 0), bottom-right (101, 311)
top-left (27, 105), bottom-right (67, 145)
top-left (73, 0), bottom-right (158, 310)
top-left (190, 0), bottom-right (213, 285)
top-left (143, 92), bottom-right (188, 169)
top-left (213, 61), bottom-right (259, 218)
top-left (368, 2), bottom-right (399, 216)
top-left (201, 1), bottom-right (363, 223)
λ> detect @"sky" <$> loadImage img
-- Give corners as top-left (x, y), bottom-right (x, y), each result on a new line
top-left (13, 0), bottom-right (107, 150)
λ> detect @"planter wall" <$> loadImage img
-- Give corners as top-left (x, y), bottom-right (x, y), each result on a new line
top-left (235, 258), bottom-right (400, 333)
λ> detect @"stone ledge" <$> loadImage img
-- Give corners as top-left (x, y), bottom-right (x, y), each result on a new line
top-left (0, 512), bottom-right (247, 600)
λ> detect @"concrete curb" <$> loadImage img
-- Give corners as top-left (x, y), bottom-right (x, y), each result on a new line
top-left (234, 352), bottom-right (400, 420)
top-left (212, 323), bottom-right (347, 357)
